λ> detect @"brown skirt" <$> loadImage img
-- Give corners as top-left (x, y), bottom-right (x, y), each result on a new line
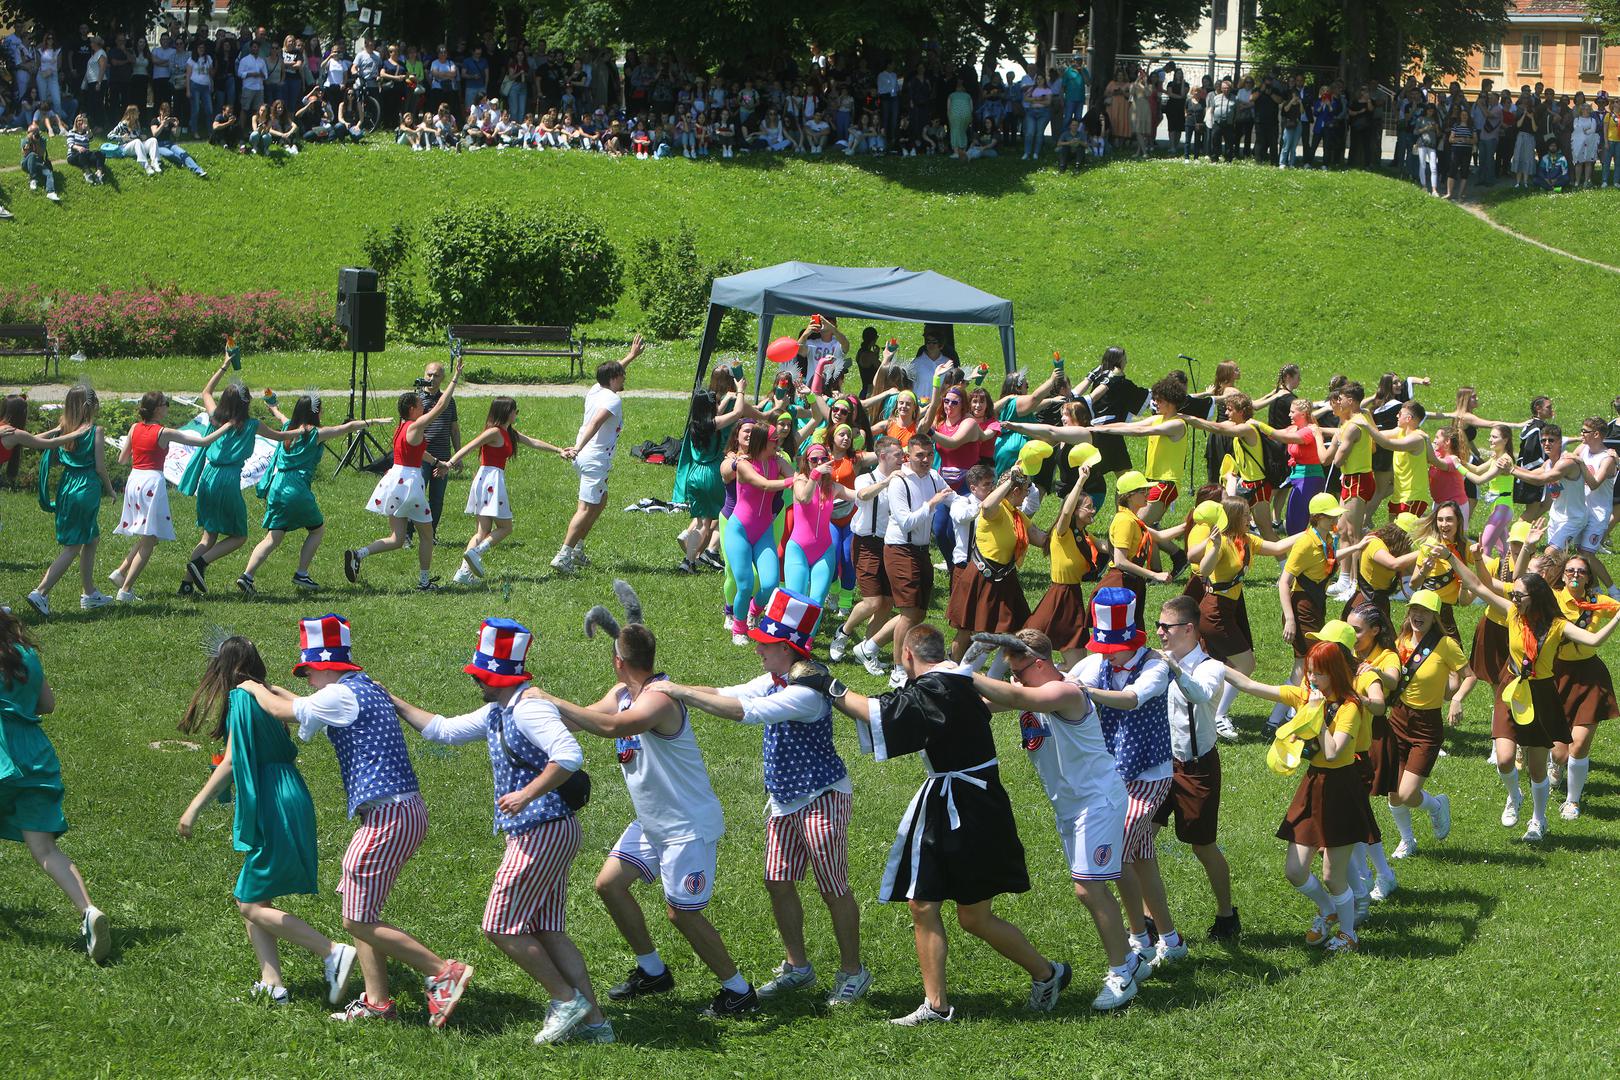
top-left (946, 564), bottom-right (1031, 634)
top-left (1553, 654), bottom-right (1619, 729)
top-left (1182, 574), bottom-right (1208, 602)
top-left (1470, 616), bottom-right (1511, 683)
top-left (1355, 754), bottom-right (1384, 843)
top-left (1198, 591), bottom-right (1254, 661)
top-left (1290, 588), bottom-right (1325, 658)
top-left (1276, 764), bottom-right (1379, 850)
top-left (1490, 675), bottom-right (1571, 747)
top-left (1438, 602), bottom-right (1461, 642)
top-left (1364, 712), bottom-right (1403, 797)
top-left (1027, 582), bottom-right (1089, 653)
top-left (1099, 566), bottom-right (1148, 620)
top-left (1386, 702), bottom-right (1444, 778)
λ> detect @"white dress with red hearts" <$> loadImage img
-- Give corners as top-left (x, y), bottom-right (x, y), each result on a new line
top-left (367, 422), bottom-right (433, 524)
top-left (115, 422), bottom-right (176, 541)
top-left (464, 426), bottom-right (514, 520)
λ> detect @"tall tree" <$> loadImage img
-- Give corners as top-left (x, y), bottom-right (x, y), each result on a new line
top-left (1253, 0), bottom-right (1507, 85)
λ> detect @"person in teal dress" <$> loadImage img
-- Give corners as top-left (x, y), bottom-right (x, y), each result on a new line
top-left (947, 78), bottom-right (975, 158)
top-left (177, 355), bottom-right (299, 596)
top-left (178, 635), bottom-right (356, 1007)
top-left (235, 394), bottom-right (389, 596)
top-left (27, 385), bottom-right (114, 617)
top-left (0, 611), bottom-right (112, 962)
top-left (674, 377), bottom-right (752, 573)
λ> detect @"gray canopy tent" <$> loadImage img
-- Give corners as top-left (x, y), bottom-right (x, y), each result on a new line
top-left (691, 262), bottom-right (1018, 397)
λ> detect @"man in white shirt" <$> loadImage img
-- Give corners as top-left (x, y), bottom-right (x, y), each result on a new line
top-left (237, 41), bottom-right (269, 119)
top-left (841, 435), bottom-right (902, 666)
top-left (881, 434), bottom-right (953, 687)
top-left (1148, 595), bottom-right (1239, 940)
top-left (907, 334), bottom-right (958, 398)
top-left (553, 334), bottom-right (644, 573)
top-left (391, 617), bottom-right (607, 1045)
top-left (151, 34), bottom-right (177, 111)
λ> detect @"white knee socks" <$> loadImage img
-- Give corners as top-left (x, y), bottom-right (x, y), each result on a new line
top-left (1217, 682), bottom-right (1240, 721)
top-left (1499, 765), bottom-right (1521, 802)
top-left (1332, 888), bottom-right (1357, 938)
top-left (1530, 777), bottom-right (1550, 825)
top-left (1295, 874), bottom-right (1333, 916)
top-left (1567, 756), bottom-right (1591, 805)
top-left (1368, 840), bottom-right (1394, 877)
top-left (1389, 803), bottom-right (1416, 845)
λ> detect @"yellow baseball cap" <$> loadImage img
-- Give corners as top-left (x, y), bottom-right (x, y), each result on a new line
top-left (1068, 442), bottom-right (1102, 469)
top-left (1308, 493), bottom-right (1346, 518)
top-left (1018, 440), bottom-right (1054, 475)
top-left (1394, 512), bottom-right (1422, 534)
top-left (1117, 470), bottom-right (1150, 496)
top-left (1508, 519), bottom-right (1532, 545)
top-left (1409, 589), bottom-right (1442, 614)
top-left (1502, 675), bottom-right (1535, 726)
top-left (1307, 620), bottom-right (1357, 652)
top-left (1193, 500), bottom-right (1228, 533)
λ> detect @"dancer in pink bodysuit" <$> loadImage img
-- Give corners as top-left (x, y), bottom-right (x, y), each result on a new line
top-left (784, 444), bottom-right (857, 608)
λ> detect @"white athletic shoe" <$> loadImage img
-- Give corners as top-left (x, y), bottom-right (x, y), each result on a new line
top-left (463, 546), bottom-right (485, 577)
top-left (79, 591), bottom-right (113, 610)
top-left (1522, 818), bottom-right (1545, 842)
top-left (1428, 793), bottom-right (1452, 840)
top-left (829, 629), bottom-right (850, 662)
top-left (550, 548), bottom-right (577, 573)
top-left (855, 638), bottom-right (886, 677)
top-left (1214, 715), bottom-right (1239, 741)
top-left (323, 942), bottom-right (357, 1004)
top-left (451, 566), bottom-right (475, 586)
top-left (732, 630), bottom-right (750, 647)
top-left (1391, 839), bottom-right (1416, 860)
top-left (826, 966), bottom-right (872, 1006)
top-left (757, 961), bottom-right (816, 998)
top-left (25, 590), bottom-right (48, 616)
top-left (1370, 872), bottom-right (1397, 902)
top-left (1547, 760), bottom-right (1562, 789)
top-left (1560, 800), bottom-right (1581, 821)
top-left (1354, 892), bottom-right (1370, 927)
top-left (888, 666), bottom-right (908, 689)
top-left (534, 992), bottom-right (591, 1044)
top-left (1091, 968), bottom-right (1138, 1011)
top-left (1501, 795), bottom-right (1521, 828)
top-left (251, 981), bottom-right (291, 1006)
top-left (82, 905), bottom-right (110, 963)
top-left (116, 589), bottom-right (140, 603)
top-left (890, 1000), bottom-right (954, 1026)
top-left (1152, 937), bottom-right (1189, 968)
top-left (107, 567), bottom-right (125, 587)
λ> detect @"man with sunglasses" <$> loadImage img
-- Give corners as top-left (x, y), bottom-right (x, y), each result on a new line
top-left (1510, 423), bottom-right (1588, 560)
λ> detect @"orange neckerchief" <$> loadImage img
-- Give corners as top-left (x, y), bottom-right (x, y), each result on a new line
top-left (1311, 525), bottom-right (1337, 576)
top-left (1123, 508), bottom-right (1154, 563)
top-left (1011, 508), bottom-right (1030, 566)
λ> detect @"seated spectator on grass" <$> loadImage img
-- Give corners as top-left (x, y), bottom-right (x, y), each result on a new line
top-left (1535, 138), bottom-right (1569, 190)
top-left (712, 108), bottom-right (736, 157)
top-left (921, 116), bottom-right (946, 155)
top-left (247, 104), bottom-right (273, 154)
top-left (1085, 99), bottom-right (1111, 159)
top-left (66, 114), bottom-right (109, 184)
top-left (210, 103), bottom-right (242, 149)
top-left (107, 104), bottom-right (159, 174)
top-left (24, 89), bottom-right (67, 136)
top-left (431, 102), bottom-right (458, 148)
top-left (804, 110), bottom-right (830, 154)
top-left (967, 118), bottom-right (999, 159)
top-left (151, 101), bottom-right (208, 177)
top-left (334, 85), bottom-right (367, 141)
top-left (1056, 118), bottom-right (1085, 172)
top-left (21, 123), bottom-right (61, 202)
top-left (396, 110), bottom-right (421, 148)
top-left (268, 99), bottom-right (301, 153)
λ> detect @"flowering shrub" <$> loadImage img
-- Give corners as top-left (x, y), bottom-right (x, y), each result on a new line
top-left (0, 285), bottom-right (342, 358)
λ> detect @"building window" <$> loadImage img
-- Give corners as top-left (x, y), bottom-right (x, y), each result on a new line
top-left (1482, 38), bottom-right (1502, 71)
top-left (1213, 0), bottom-right (1228, 32)
top-left (1580, 34), bottom-right (1602, 76)
top-left (1520, 34), bottom-right (1540, 74)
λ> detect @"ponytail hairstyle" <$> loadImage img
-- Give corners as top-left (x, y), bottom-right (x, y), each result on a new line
top-left (1350, 603), bottom-right (1397, 653)
top-left (1369, 520), bottom-right (1413, 559)
top-left (138, 390), bottom-right (168, 421)
top-left (178, 636), bottom-right (270, 741)
top-left (0, 608), bottom-right (38, 689)
top-left (1275, 363), bottom-right (1300, 391)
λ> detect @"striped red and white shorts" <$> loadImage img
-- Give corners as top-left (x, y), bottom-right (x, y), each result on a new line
top-left (339, 793), bottom-right (427, 923)
top-left (1123, 777), bottom-right (1173, 864)
top-left (481, 814), bottom-right (581, 936)
top-left (764, 788), bottom-right (852, 897)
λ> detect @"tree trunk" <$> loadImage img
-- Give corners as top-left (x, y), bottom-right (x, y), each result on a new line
top-left (1342, 0), bottom-right (1370, 88)
top-left (1055, 9), bottom-right (1081, 56)
top-left (1090, 0), bottom-right (1122, 84)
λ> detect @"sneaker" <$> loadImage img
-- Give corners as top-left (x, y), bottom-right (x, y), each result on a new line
top-left (731, 630), bottom-right (749, 646)
top-left (829, 629), bottom-right (851, 662)
top-left (1325, 931), bottom-right (1358, 956)
top-left (177, 580), bottom-right (195, 597)
top-left (330, 996), bottom-right (399, 1022)
top-left (1214, 715), bottom-right (1239, 741)
top-left (1391, 839), bottom-right (1416, 859)
top-left (1560, 800), bottom-right (1581, 821)
top-left (757, 961), bottom-right (816, 998)
top-left (187, 557), bottom-right (209, 592)
top-left (1207, 909), bottom-right (1241, 941)
top-left (452, 566), bottom-right (475, 585)
top-left (676, 558), bottom-right (698, 574)
top-left (1428, 793), bottom-right (1452, 840)
top-left (415, 578), bottom-right (442, 592)
top-left (82, 905), bottom-right (110, 963)
top-left (463, 547), bottom-right (485, 577)
top-left (855, 638), bottom-right (886, 677)
top-left (1305, 913), bottom-right (1338, 946)
top-left (251, 981), bottom-right (291, 1007)
top-left (115, 589), bottom-right (139, 603)
top-left (534, 992), bottom-right (591, 1044)
top-left (698, 551), bottom-right (726, 571)
top-left (1522, 818), bottom-right (1545, 842)
top-left (1091, 969), bottom-right (1138, 1011)
top-left (550, 548), bottom-right (577, 573)
top-left (1354, 892), bottom-right (1371, 927)
top-left (701, 984), bottom-right (759, 1018)
top-left (343, 549), bottom-right (361, 583)
top-left (1027, 960), bottom-right (1071, 1011)
top-left (107, 567), bottom-right (125, 587)
top-left (46, 190), bottom-right (61, 202)
top-left (236, 574), bottom-right (256, 596)
top-left (573, 549), bottom-right (591, 567)
top-left (424, 960), bottom-right (474, 1029)
top-left (29, 179), bottom-right (38, 191)
top-left (25, 590), bottom-right (48, 616)
top-left (0, 206), bottom-right (11, 219)
top-left (827, 966), bottom-right (872, 1006)
top-left (1370, 872), bottom-right (1397, 902)
top-left (79, 591), bottom-right (113, 610)
top-left (292, 572), bottom-right (320, 590)
top-left (890, 999), bottom-right (954, 1025)
top-left (1152, 936), bottom-right (1189, 969)
top-left (323, 942), bottom-right (358, 1004)
top-left (1501, 795), bottom-right (1521, 828)
top-left (888, 666), bottom-right (908, 689)
top-left (607, 963), bottom-right (675, 1001)
top-left (567, 1020), bottom-right (616, 1043)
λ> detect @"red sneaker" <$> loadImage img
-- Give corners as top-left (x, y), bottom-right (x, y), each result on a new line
top-left (425, 960), bottom-right (474, 1029)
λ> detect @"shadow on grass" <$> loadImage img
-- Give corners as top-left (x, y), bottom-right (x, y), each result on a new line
top-left (0, 902), bottom-right (183, 962)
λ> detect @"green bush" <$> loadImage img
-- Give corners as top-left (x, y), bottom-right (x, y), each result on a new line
top-left (629, 223), bottom-right (756, 344)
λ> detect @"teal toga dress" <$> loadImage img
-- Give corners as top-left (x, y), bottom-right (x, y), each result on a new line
top-left (37, 427), bottom-right (102, 546)
top-left (179, 418), bottom-right (260, 537)
top-left (256, 426), bottom-right (324, 532)
top-left (672, 428), bottom-right (726, 519)
top-left (0, 646), bottom-right (68, 841)
top-left (948, 90), bottom-right (974, 150)
top-left (225, 687), bottom-right (319, 904)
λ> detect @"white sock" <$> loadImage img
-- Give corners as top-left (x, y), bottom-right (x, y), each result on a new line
top-left (636, 950), bottom-right (665, 976)
top-left (1499, 766), bottom-right (1521, 801)
top-left (1567, 756), bottom-right (1591, 804)
top-left (1162, 929), bottom-right (1182, 947)
top-left (1217, 682), bottom-right (1240, 720)
top-left (355, 545), bottom-right (371, 560)
top-left (1295, 874), bottom-right (1333, 916)
top-left (1267, 700), bottom-right (1292, 728)
top-left (1347, 845), bottom-right (1368, 898)
top-left (1128, 931), bottom-right (1152, 952)
top-left (721, 972), bottom-right (749, 994)
top-left (1389, 803), bottom-right (1416, 845)
top-left (1331, 888), bottom-right (1357, 938)
top-left (1419, 791), bottom-right (1441, 813)
top-left (1368, 840), bottom-right (1393, 877)
top-left (1336, 562), bottom-right (1354, 586)
top-left (1531, 777), bottom-right (1550, 824)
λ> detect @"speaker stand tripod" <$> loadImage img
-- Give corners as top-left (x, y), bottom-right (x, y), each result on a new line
top-left (334, 349), bottom-right (386, 476)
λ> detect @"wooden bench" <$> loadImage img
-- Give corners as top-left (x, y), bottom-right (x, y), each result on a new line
top-left (0, 323), bottom-right (59, 379)
top-left (448, 324), bottom-right (587, 381)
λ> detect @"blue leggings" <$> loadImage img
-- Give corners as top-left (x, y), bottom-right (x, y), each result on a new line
top-left (831, 520), bottom-right (856, 591)
top-left (724, 515), bottom-right (780, 620)
top-left (784, 540), bottom-right (838, 608)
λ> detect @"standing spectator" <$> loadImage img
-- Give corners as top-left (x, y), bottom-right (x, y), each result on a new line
top-left (1571, 101), bottom-right (1598, 188)
top-left (279, 35), bottom-right (305, 112)
top-left (69, 22), bottom-right (92, 91)
top-left (461, 44), bottom-right (488, 111)
top-left (1393, 83), bottom-right (1421, 176)
top-left (1414, 103), bottom-right (1441, 195)
top-left (499, 55), bottom-right (528, 122)
top-left (1278, 79), bottom-right (1302, 166)
top-left (1207, 78), bottom-right (1237, 161)
top-left (428, 45), bottom-right (457, 118)
top-left (1510, 90), bottom-right (1539, 188)
top-left (36, 31), bottom-right (65, 118)
top-left (947, 79), bottom-right (973, 159)
top-left (151, 32), bottom-right (177, 115)
top-left (216, 32), bottom-right (240, 112)
top-left (80, 36), bottom-right (108, 127)
top-left (237, 40), bottom-right (268, 121)
top-left (379, 44), bottom-right (408, 127)
top-left (129, 37), bottom-right (151, 112)
top-left (1061, 56), bottom-right (1088, 131)
top-left (1444, 106), bottom-right (1475, 200)
top-left (66, 114), bottom-right (108, 184)
top-left (3, 26), bottom-right (37, 109)
top-left (185, 41), bottom-right (214, 136)
top-left (1476, 90), bottom-right (1502, 187)
top-left (1319, 83), bottom-right (1347, 166)
top-left (260, 31), bottom-right (282, 114)
top-left (1022, 72), bottom-right (1053, 160)
top-left (353, 37), bottom-right (380, 98)
top-left (1253, 73), bottom-right (1281, 165)
top-left (905, 62), bottom-right (933, 154)
top-left (1601, 94), bottom-right (1619, 187)
top-left (1105, 67), bottom-right (1131, 150)
top-left (1130, 68), bottom-right (1153, 157)
top-left (876, 60), bottom-right (899, 147)
top-left (105, 32), bottom-right (132, 117)
top-left (321, 42), bottom-right (349, 108)
top-left (407, 362), bottom-right (460, 547)
top-left (1234, 75), bottom-right (1255, 158)
top-left (1346, 87), bottom-right (1378, 168)
top-left (1163, 66), bottom-right (1187, 156)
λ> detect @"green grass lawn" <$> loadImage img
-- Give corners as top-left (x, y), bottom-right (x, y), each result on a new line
top-left (1477, 184), bottom-right (1620, 266)
top-left (3, 149), bottom-right (1620, 1076)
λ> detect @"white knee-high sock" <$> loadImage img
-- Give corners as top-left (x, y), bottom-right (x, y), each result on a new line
top-left (1530, 777), bottom-right (1550, 824)
top-left (1368, 840), bottom-right (1393, 877)
top-left (1499, 766), bottom-right (1521, 801)
top-left (1347, 845), bottom-right (1368, 898)
top-left (1295, 874), bottom-right (1333, 916)
top-left (1332, 888), bottom-right (1357, 937)
top-left (1567, 756), bottom-right (1591, 804)
top-left (1389, 803), bottom-right (1416, 844)
top-left (1419, 791), bottom-right (1441, 813)
top-left (1267, 700), bottom-right (1292, 728)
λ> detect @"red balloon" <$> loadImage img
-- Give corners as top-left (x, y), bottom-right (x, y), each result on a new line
top-left (765, 336), bottom-right (800, 363)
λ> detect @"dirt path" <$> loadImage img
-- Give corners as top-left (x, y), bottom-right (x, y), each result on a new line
top-left (1456, 200), bottom-right (1620, 275)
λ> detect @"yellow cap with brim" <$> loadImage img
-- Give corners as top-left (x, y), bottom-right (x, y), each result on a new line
top-left (1018, 440), bottom-right (1055, 475)
top-left (1508, 519), bottom-right (1532, 545)
top-left (1409, 589), bottom-right (1442, 614)
top-left (1267, 707), bottom-right (1327, 775)
top-left (1117, 470), bottom-right (1150, 496)
top-left (1193, 500), bottom-right (1228, 533)
top-left (1502, 675), bottom-right (1535, 725)
top-left (1068, 442), bottom-right (1101, 469)
top-left (1308, 493), bottom-right (1346, 517)
top-left (1394, 512), bottom-right (1421, 534)
top-left (1306, 620), bottom-right (1357, 653)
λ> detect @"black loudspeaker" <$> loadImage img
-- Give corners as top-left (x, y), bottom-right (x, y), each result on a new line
top-left (337, 267), bottom-right (386, 353)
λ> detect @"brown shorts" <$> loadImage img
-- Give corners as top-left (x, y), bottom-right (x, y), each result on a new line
top-left (1553, 654), bottom-right (1619, 729)
top-left (1027, 582), bottom-right (1089, 653)
top-left (1150, 750), bottom-right (1221, 846)
top-left (853, 534), bottom-right (889, 598)
top-left (883, 543), bottom-right (934, 612)
top-left (1387, 702), bottom-right (1444, 778)
top-left (1490, 676), bottom-right (1571, 747)
top-left (1198, 592), bottom-right (1253, 661)
top-left (1276, 765), bottom-right (1377, 850)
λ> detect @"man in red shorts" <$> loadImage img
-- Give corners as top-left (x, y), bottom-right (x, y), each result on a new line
top-left (1326, 381), bottom-right (1375, 600)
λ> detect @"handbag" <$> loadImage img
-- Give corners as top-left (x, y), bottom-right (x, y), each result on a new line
top-left (496, 708), bottom-right (592, 811)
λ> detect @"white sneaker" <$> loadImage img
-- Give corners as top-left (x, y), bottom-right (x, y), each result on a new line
top-left (79, 591), bottom-right (113, 610)
top-left (323, 942), bottom-right (357, 1004)
top-left (1522, 818), bottom-right (1545, 842)
top-left (1547, 760), bottom-right (1562, 788)
top-left (1027, 960), bottom-right (1071, 1011)
top-left (1428, 793), bottom-right (1452, 840)
top-left (251, 981), bottom-right (291, 1006)
top-left (826, 966), bottom-right (872, 1005)
top-left (1091, 969), bottom-right (1138, 1011)
top-left (1152, 937), bottom-right (1189, 969)
top-left (757, 961), bottom-right (815, 998)
top-left (889, 666), bottom-right (908, 689)
top-left (1560, 800), bottom-right (1580, 821)
top-left (1501, 795), bottom-right (1521, 827)
top-left (534, 992), bottom-right (591, 1044)
top-left (29, 179), bottom-right (38, 191)
top-left (463, 546), bottom-right (485, 577)
top-left (107, 567), bottom-right (125, 587)
top-left (550, 548), bottom-right (577, 573)
top-left (1391, 839), bottom-right (1416, 860)
top-left (46, 191), bottom-right (60, 202)
top-left (855, 638), bottom-right (886, 677)
top-left (1353, 892), bottom-right (1370, 927)
top-left (889, 1000), bottom-right (954, 1025)
top-left (1214, 715), bottom-right (1239, 741)
top-left (25, 590), bottom-right (49, 616)
top-left (82, 905), bottom-right (110, 963)
top-left (1370, 872), bottom-right (1397, 902)
top-left (451, 566), bottom-right (474, 586)
top-left (829, 629), bottom-right (850, 662)
top-left (115, 589), bottom-right (140, 603)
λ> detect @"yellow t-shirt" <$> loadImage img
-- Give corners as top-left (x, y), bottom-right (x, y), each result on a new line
top-left (1109, 509), bottom-right (1152, 566)
top-left (1340, 414), bottom-right (1374, 475)
top-left (1555, 587), bottom-right (1619, 661)
top-left (1186, 522), bottom-right (1215, 573)
top-left (1482, 555), bottom-right (1511, 627)
top-left (1049, 525), bottom-right (1094, 585)
top-left (1285, 528), bottom-right (1336, 588)
top-left (1205, 534), bottom-right (1250, 600)
top-left (1234, 423), bottom-right (1271, 483)
top-left (1506, 608), bottom-right (1566, 680)
top-left (1416, 539), bottom-right (1470, 605)
top-left (1354, 646), bottom-right (1398, 748)
top-left (1358, 537), bottom-right (1397, 592)
top-left (1278, 683), bottom-right (1365, 768)
top-left (1392, 442), bottom-right (1431, 503)
top-left (976, 501), bottom-right (1025, 565)
top-left (1145, 414), bottom-right (1184, 484)
top-left (1394, 631), bottom-right (1468, 710)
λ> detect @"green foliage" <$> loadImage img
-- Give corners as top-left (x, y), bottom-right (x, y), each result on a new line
top-left (1253, 0), bottom-right (1508, 83)
top-left (629, 223), bottom-right (711, 340)
top-left (1590, 0), bottom-right (1620, 46)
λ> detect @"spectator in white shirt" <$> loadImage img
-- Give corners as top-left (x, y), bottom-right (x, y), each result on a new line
top-left (880, 434), bottom-right (952, 686)
top-left (237, 42), bottom-right (269, 119)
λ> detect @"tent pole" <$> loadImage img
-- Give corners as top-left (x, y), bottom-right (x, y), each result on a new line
top-left (693, 304), bottom-right (724, 393)
top-left (753, 314), bottom-right (775, 400)
top-left (1000, 324), bottom-right (1018, 374)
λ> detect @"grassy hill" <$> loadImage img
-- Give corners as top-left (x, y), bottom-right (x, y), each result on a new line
top-left (0, 150), bottom-right (1618, 1077)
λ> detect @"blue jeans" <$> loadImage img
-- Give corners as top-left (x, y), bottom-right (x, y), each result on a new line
top-left (1279, 123), bottom-right (1299, 166)
top-left (1478, 137), bottom-right (1498, 185)
top-left (505, 85), bottom-right (527, 121)
top-left (1604, 141), bottom-right (1620, 184)
top-left (21, 152), bottom-right (56, 193)
top-left (157, 142), bottom-right (205, 175)
top-left (1024, 107), bottom-right (1049, 156)
top-left (463, 85), bottom-right (484, 107)
top-left (188, 86), bottom-right (212, 134)
top-left (1063, 97), bottom-right (1085, 129)
top-left (880, 95), bottom-right (899, 144)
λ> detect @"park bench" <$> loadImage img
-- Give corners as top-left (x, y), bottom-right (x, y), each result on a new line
top-left (0, 323), bottom-right (59, 380)
top-left (448, 324), bottom-right (588, 381)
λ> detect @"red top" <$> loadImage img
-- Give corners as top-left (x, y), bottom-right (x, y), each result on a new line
top-left (393, 421), bottom-right (426, 467)
top-left (130, 422), bottom-right (167, 471)
top-left (0, 435), bottom-right (11, 466)
top-left (1286, 422), bottom-right (1322, 467)
top-left (480, 426), bottom-right (515, 469)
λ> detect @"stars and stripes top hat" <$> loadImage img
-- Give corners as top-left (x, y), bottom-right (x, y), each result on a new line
top-left (749, 588), bottom-right (820, 657)
top-left (465, 618), bottom-right (535, 687)
top-left (293, 613), bottom-right (364, 675)
top-left (1086, 587), bottom-right (1147, 654)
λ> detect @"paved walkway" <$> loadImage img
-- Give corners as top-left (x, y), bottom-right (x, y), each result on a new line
top-left (13, 382), bottom-right (689, 402)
